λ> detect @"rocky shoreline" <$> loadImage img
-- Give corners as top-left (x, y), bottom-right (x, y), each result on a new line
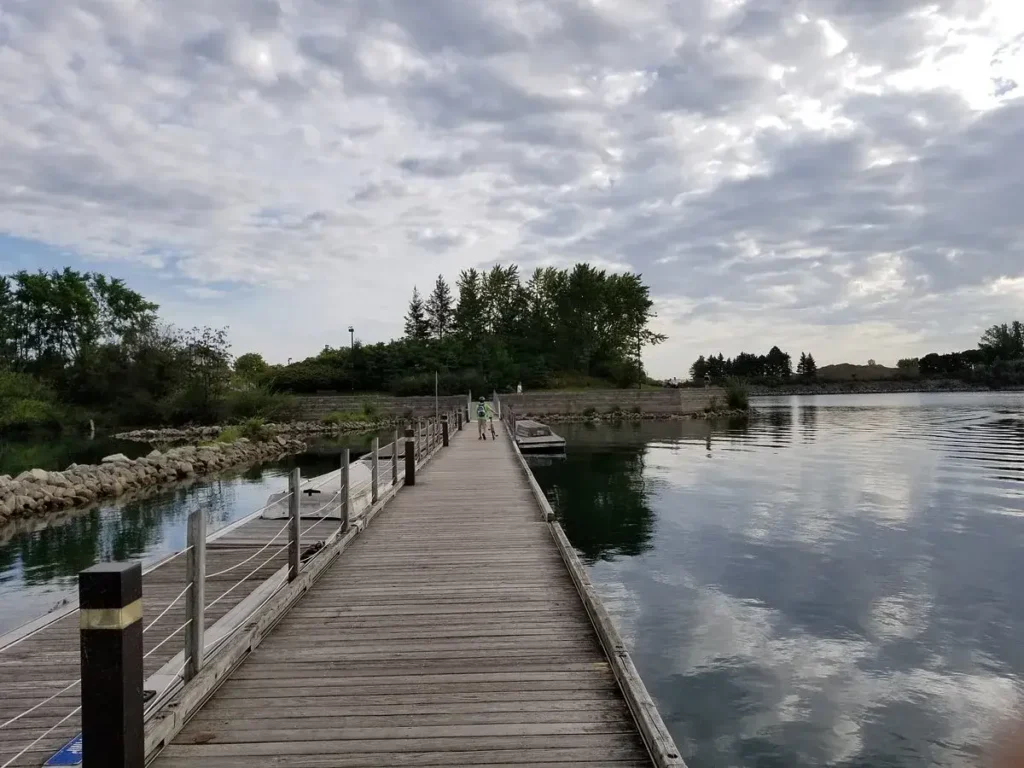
top-left (0, 436), bottom-right (305, 526)
top-left (115, 419), bottom-right (395, 442)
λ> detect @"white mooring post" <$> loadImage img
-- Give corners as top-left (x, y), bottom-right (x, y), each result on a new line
top-left (341, 448), bottom-right (350, 532)
top-left (371, 436), bottom-right (379, 504)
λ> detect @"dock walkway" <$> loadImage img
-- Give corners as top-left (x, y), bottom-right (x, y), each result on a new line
top-left (151, 422), bottom-right (668, 767)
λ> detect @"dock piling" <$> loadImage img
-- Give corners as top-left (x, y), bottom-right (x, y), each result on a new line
top-left (371, 437), bottom-right (379, 504)
top-left (184, 510), bottom-right (206, 681)
top-left (288, 469), bottom-right (300, 581)
top-left (79, 561), bottom-right (144, 768)
top-left (341, 448), bottom-right (350, 532)
top-left (404, 427), bottom-right (416, 486)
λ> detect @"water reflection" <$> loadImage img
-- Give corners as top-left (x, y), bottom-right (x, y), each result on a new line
top-left (0, 430), bottom-right (389, 633)
top-left (533, 393), bottom-right (1024, 768)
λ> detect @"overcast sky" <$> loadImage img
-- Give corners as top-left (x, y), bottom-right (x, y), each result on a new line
top-left (1, 0), bottom-right (1022, 376)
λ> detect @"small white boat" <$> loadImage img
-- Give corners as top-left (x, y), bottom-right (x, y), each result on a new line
top-left (514, 419), bottom-right (566, 455)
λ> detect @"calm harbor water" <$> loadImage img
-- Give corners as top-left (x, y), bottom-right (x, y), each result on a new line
top-left (530, 392), bottom-right (1024, 768)
top-left (0, 431), bottom-right (388, 634)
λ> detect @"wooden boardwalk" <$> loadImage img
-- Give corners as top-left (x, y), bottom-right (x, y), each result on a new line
top-left (151, 423), bottom-right (661, 767)
top-left (0, 499), bottom-right (346, 767)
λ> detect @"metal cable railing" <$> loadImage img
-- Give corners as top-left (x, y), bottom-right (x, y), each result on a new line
top-left (0, 415), bottom-right (459, 766)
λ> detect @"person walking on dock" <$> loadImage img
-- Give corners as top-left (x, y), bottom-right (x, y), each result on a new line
top-left (476, 397), bottom-right (493, 440)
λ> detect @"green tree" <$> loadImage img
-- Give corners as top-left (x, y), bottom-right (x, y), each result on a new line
top-left (234, 352), bottom-right (269, 386)
top-left (425, 275), bottom-right (454, 340)
top-left (897, 357), bottom-right (919, 369)
top-left (403, 287), bottom-right (430, 341)
top-left (979, 321), bottom-right (1024, 363)
top-left (804, 353), bottom-right (817, 378)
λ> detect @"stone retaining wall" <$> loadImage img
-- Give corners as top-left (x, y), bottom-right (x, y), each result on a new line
top-left (497, 388), bottom-right (727, 416)
top-left (0, 436), bottom-right (305, 525)
top-left (292, 394), bottom-right (465, 420)
top-left (293, 389), bottom-right (728, 421)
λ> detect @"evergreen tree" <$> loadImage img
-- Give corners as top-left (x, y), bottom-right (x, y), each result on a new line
top-left (805, 353), bottom-right (817, 378)
top-left (797, 352), bottom-right (808, 377)
top-left (452, 269), bottom-right (485, 342)
top-left (403, 287), bottom-right (430, 341)
top-left (425, 275), bottom-right (453, 340)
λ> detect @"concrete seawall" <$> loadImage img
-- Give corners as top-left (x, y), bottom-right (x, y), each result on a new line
top-left (498, 388), bottom-right (727, 416)
top-left (292, 389), bottom-right (728, 421)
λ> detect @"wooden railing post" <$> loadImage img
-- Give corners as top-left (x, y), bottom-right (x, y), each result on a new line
top-left (184, 510), bottom-right (206, 681)
top-left (404, 427), bottom-right (416, 486)
top-left (341, 447), bottom-right (350, 532)
top-left (442, 414), bottom-right (449, 447)
top-left (391, 429), bottom-right (399, 485)
top-left (371, 436), bottom-right (379, 504)
top-left (417, 419), bottom-right (424, 460)
top-left (288, 469), bottom-right (300, 581)
top-left (457, 409), bottom-right (463, 431)
top-left (79, 561), bottom-right (144, 768)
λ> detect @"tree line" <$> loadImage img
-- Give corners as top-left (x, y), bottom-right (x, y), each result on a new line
top-left (897, 321), bottom-right (1024, 385)
top-left (1, 263), bottom-right (665, 431)
top-left (0, 268), bottom-right (244, 430)
top-left (689, 347), bottom-right (817, 384)
top-left (265, 263), bottom-right (665, 396)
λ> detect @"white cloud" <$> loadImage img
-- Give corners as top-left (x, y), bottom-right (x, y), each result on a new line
top-left (0, 0), bottom-right (1022, 373)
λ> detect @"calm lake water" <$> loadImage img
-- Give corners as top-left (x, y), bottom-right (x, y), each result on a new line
top-left (0, 431), bottom-right (389, 634)
top-left (530, 392), bottom-right (1024, 768)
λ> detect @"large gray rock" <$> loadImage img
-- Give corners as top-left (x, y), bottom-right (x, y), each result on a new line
top-left (147, 449), bottom-right (163, 459)
top-left (102, 453), bottom-right (131, 464)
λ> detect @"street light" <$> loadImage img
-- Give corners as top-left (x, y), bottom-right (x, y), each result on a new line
top-left (348, 326), bottom-right (355, 392)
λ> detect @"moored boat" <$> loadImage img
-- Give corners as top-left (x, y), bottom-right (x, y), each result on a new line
top-left (514, 419), bottom-right (566, 454)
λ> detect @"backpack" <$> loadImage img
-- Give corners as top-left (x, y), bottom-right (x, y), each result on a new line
top-left (477, 403), bottom-right (486, 417)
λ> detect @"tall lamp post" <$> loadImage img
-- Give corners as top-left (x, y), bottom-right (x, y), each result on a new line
top-left (348, 326), bottom-right (354, 391)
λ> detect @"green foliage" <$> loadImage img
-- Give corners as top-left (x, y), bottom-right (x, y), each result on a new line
top-left (725, 380), bottom-right (750, 410)
top-left (425, 276), bottom-right (454, 340)
top-left (691, 347), bottom-right (793, 384)
top-left (706, 396), bottom-right (720, 412)
top-left (322, 410), bottom-right (378, 425)
top-left (215, 426), bottom-right (242, 443)
top-left (224, 387), bottom-right (295, 422)
top-left (270, 263), bottom-right (664, 397)
top-left (403, 287), bottom-right (430, 341)
top-left (796, 352), bottom-right (817, 379)
top-left (234, 352), bottom-right (269, 385)
top-left (979, 321), bottom-right (1024, 363)
top-left (897, 358), bottom-right (920, 369)
top-left (239, 417), bottom-right (272, 442)
top-left (0, 371), bottom-right (63, 430)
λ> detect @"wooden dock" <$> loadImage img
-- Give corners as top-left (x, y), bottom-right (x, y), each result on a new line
top-left (0, 486), bottom-right (373, 767)
top-left (149, 421), bottom-right (680, 767)
top-left (0, 415), bottom-right (682, 767)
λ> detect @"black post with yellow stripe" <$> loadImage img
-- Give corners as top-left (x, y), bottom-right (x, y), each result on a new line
top-left (79, 561), bottom-right (144, 768)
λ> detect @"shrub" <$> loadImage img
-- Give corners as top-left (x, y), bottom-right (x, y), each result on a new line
top-left (725, 380), bottom-right (750, 410)
top-left (0, 372), bottom-right (64, 430)
top-left (706, 396), bottom-right (720, 413)
top-left (225, 387), bottom-right (296, 422)
top-left (215, 426), bottom-right (242, 443)
top-left (361, 400), bottom-right (380, 419)
top-left (239, 417), bottom-right (272, 442)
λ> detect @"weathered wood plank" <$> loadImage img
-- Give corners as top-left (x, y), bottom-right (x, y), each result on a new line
top-left (143, 423), bottom-right (665, 768)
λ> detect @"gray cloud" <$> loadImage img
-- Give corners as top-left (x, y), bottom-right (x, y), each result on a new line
top-left (0, 0), bottom-right (1021, 372)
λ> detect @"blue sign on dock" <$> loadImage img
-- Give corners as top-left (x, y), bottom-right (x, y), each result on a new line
top-left (45, 734), bottom-right (83, 765)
